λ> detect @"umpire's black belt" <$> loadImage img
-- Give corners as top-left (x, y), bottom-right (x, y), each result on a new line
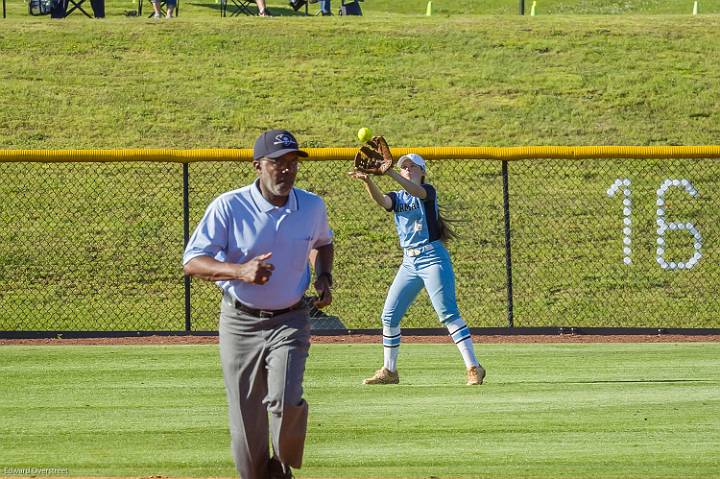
top-left (233, 298), bottom-right (305, 318)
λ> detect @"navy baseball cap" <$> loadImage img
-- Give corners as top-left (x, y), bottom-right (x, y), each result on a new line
top-left (253, 129), bottom-right (309, 161)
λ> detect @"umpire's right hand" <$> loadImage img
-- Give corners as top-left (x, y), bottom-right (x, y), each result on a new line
top-left (238, 252), bottom-right (275, 285)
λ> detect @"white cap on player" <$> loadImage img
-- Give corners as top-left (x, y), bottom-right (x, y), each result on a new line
top-left (397, 153), bottom-right (427, 172)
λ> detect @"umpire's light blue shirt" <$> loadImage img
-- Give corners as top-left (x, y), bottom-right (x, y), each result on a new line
top-left (183, 181), bottom-right (333, 310)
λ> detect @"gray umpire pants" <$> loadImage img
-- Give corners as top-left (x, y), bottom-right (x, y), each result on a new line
top-left (219, 293), bottom-right (311, 479)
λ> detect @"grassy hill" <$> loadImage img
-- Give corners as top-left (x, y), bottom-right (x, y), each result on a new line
top-left (1, 13), bottom-right (720, 148)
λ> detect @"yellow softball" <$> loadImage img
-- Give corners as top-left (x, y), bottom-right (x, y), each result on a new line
top-left (357, 127), bottom-right (373, 143)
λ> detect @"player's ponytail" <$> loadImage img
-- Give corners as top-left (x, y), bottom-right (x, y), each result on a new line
top-left (421, 175), bottom-right (459, 244)
top-left (437, 207), bottom-right (460, 244)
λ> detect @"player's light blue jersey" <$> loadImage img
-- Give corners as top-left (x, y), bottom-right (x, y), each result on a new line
top-left (386, 184), bottom-right (441, 249)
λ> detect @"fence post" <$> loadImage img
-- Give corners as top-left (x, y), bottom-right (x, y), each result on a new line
top-left (182, 162), bottom-right (192, 332)
top-left (501, 161), bottom-right (515, 327)
top-left (519, 0), bottom-right (524, 15)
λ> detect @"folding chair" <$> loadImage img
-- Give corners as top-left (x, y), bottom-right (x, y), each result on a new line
top-left (220, 0), bottom-right (256, 17)
top-left (45, 0), bottom-right (93, 17)
top-left (64, 0), bottom-right (93, 17)
top-left (137, 0), bottom-right (179, 18)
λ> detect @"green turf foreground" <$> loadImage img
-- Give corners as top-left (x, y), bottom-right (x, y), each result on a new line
top-left (1, 343), bottom-right (719, 478)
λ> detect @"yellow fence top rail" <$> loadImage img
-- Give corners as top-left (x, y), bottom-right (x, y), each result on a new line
top-left (2, 146), bottom-right (720, 163)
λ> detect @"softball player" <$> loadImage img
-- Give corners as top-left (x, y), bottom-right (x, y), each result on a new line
top-left (348, 153), bottom-right (485, 386)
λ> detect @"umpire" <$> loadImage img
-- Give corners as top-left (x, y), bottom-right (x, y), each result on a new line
top-left (183, 129), bottom-right (334, 479)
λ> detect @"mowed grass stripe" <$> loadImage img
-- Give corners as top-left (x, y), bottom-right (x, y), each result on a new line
top-left (1, 343), bottom-right (718, 477)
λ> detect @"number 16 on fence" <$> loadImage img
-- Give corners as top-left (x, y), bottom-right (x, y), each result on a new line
top-left (608, 178), bottom-right (702, 270)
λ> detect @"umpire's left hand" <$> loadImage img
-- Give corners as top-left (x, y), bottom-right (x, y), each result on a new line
top-left (313, 276), bottom-right (332, 309)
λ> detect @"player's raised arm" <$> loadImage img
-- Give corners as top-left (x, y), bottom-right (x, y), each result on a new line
top-left (385, 169), bottom-right (427, 199)
top-left (347, 171), bottom-right (392, 210)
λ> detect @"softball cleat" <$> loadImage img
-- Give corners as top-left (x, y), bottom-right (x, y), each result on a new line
top-left (466, 365), bottom-right (486, 385)
top-left (363, 367), bottom-right (399, 385)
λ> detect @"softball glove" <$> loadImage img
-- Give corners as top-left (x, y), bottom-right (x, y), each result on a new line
top-left (354, 136), bottom-right (394, 175)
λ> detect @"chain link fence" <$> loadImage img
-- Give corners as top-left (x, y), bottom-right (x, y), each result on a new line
top-left (1, 156), bottom-right (719, 333)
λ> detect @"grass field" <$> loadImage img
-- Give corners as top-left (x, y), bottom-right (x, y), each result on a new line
top-left (2, 11), bottom-right (720, 148)
top-left (1, 342), bottom-right (719, 478)
top-left (2, 5), bottom-right (720, 330)
top-left (2, 5), bottom-right (719, 479)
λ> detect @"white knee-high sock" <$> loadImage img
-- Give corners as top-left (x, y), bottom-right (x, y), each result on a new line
top-left (445, 318), bottom-right (479, 368)
top-left (382, 325), bottom-right (401, 372)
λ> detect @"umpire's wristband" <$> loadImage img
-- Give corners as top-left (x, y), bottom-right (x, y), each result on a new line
top-left (316, 272), bottom-right (333, 288)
